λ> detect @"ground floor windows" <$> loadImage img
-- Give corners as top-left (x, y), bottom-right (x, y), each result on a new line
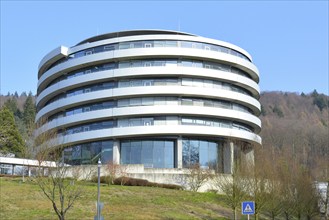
top-left (182, 139), bottom-right (220, 170)
top-left (120, 140), bottom-right (174, 168)
top-left (63, 140), bottom-right (113, 165)
top-left (61, 138), bottom-right (231, 171)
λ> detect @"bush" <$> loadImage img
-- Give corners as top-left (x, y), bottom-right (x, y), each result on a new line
top-left (113, 177), bottom-right (148, 186)
top-left (112, 177), bottom-right (183, 190)
top-left (91, 175), bottom-right (111, 185)
top-left (158, 183), bottom-right (183, 190)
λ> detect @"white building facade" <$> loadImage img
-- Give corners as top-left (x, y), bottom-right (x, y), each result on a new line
top-left (36, 30), bottom-right (261, 173)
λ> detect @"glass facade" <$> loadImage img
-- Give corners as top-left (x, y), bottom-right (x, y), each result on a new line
top-left (41, 58), bottom-right (251, 95)
top-left (121, 140), bottom-right (174, 168)
top-left (57, 115), bottom-right (253, 137)
top-left (42, 75), bottom-right (252, 109)
top-left (182, 139), bottom-right (220, 170)
top-left (45, 39), bottom-right (250, 73)
top-left (48, 96), bottom-right (253, 123)
top-left (63, 140), bottom-right (113, 165)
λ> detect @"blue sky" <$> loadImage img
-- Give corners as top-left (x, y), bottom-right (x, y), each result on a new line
top-left (1, 1), bottom-right (328, 95)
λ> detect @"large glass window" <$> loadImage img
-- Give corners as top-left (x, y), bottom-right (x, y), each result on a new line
top-left (182, 139), bottom-right (219, 170)
top-left (64, 140), bottom-right (113, 165)
top-left (121, 140), bottom-right (174, 168)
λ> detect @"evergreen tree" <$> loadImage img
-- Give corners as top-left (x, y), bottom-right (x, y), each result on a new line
top-left (23, 94), bottom-right (36, 131)
top-left (4, 98), bottom-right (22, 118)
top-left (0, 107), bottom-right (25, 157)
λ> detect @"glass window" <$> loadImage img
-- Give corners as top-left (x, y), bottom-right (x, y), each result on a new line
top-left (118, 99), bottom-right (129, 107)
top-left (119, 42), bottom-right (130, 49)
top-left (165, 60), bottom-right (177, 67)
top-left (153, 141), bottom-right (164, 168)
top-left (142, 141), bottom-right (153, 167)
top-left (154, 41), bottom-right (165, 47)
top-left (103, 101), bottom-right (115, 108)
top-left (118, 119), bottom-right (129, 127)
top-left (130, 141), bottom-right (142, 164)
top-left (193, 79), bottom-right (204, 87)
top-left (131, 80), bottom-right (142, 87)
top-left (133, 42), bottom-right (143, 48)
top-left (166, 97), bottom-right (178, 105)
top-left (130, 98), bottom-right (142, 106)
top-left (182, 99), bottom-right (193, 106)
top-left (154, 97), bottom-right (165, 105)
top-left (204, 100), bottom-right (213, 107)
top-left (118, 62), bottom-right (131, 68)
top-left (181, 41), bottom-right (192, 48)
top-left (81, 145), bottom-right (91, 162)
top-left (72, 145), bottom-right (81, 160)
top-left (143, 118), bottom-right (153, 126)
top-left (190, 140), bottom-right (199, 165)
top-left (142, 97), bottom-right (154, 106)
top-left (101, 141), bottom-right (113, 164)
top-left (164, 141), bottom-right (174, 168)
top-left (144, 43), bottom-right (152, 48)
top-left (143, 80), bottom-right (153, 86)
top-left (182, 139), bottom-right (218, 169)
top-left (192, 61), bottom-right (203, 68)
top-left (208, 142), bottom-right (218, 170)
top-left (104, 45), bottom-right (115, 51)
top-left (129, 118), bottom-right (142, 126)
top-left (199, 141), bottom-right (208, 167)
top-left (121, 142), bottom-right (131, 164)
top-left (166, 116), bottom-right (178, 125)
top-left (165, 41), bottom-right (178, 47)
top-left (181, 61), bottom-right (192, 67)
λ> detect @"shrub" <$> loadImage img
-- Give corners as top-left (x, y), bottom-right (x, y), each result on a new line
top-left (91, 175), bottom-right (111, 185)
top-left (113, 177), bottom-right (182, 190)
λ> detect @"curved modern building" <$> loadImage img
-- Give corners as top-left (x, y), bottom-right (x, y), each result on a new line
top-left (36, 30), bottom-right (261, 173)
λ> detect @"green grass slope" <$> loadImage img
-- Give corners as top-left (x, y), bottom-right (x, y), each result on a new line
top-left (0, 177), bottom-right (234, 220)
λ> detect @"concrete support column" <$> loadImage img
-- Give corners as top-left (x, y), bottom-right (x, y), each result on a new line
top-left (113, 140), bottom-right (120, 165)
top-left (176, 137), bottom-right (183, 169)
top-left (12, 165), bottom-right (15, 175)
top-left (28, 167), bottom-right (31, 177)
top-left (244, 147), bottom-right (254, 167)
top-left (223, 141), bottom-right (234, 174)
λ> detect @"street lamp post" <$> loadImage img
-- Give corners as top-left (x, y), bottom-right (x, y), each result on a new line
top-left (97, 159), bottom-right (101, 220)
top-left (95, 158), bottom-right (103, 220)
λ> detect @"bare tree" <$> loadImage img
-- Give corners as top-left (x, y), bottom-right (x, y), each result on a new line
top-left (182, 163), bottom-right (214, 192)
top-left (31, 126), bottom-right (87, 220)
top-left (105, 161), bottom-right (129, 185)
top-left (215, 163), bottom-right (248, 220)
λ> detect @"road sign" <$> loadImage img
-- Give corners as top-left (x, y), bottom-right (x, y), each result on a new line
top-left (242, 201), bottom-right (255, 215)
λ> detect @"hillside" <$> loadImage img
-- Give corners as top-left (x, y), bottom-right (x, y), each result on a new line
top-left (259, 91), bottom-right (328, 180)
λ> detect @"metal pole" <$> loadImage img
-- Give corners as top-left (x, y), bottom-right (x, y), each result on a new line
top-left (247, 214), bottom-right (249, 220)
top-left (97, 159), bottom-right (101, 220)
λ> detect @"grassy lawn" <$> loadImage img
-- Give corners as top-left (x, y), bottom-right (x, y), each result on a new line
top-left (0, 176), bottom-right (239, 220)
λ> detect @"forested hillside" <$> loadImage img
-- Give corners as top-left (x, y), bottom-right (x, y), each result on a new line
top-left (0, 90), bottom-right (328, 179)
top-left (260, 90), bottom-right (328, 180)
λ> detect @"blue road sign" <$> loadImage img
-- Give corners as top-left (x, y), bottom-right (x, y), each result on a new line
top-left (242, 201), bottom-right (255, 215)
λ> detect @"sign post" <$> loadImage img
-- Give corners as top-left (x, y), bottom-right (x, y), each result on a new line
top-left (242, 201), bottom-right (255, 220)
